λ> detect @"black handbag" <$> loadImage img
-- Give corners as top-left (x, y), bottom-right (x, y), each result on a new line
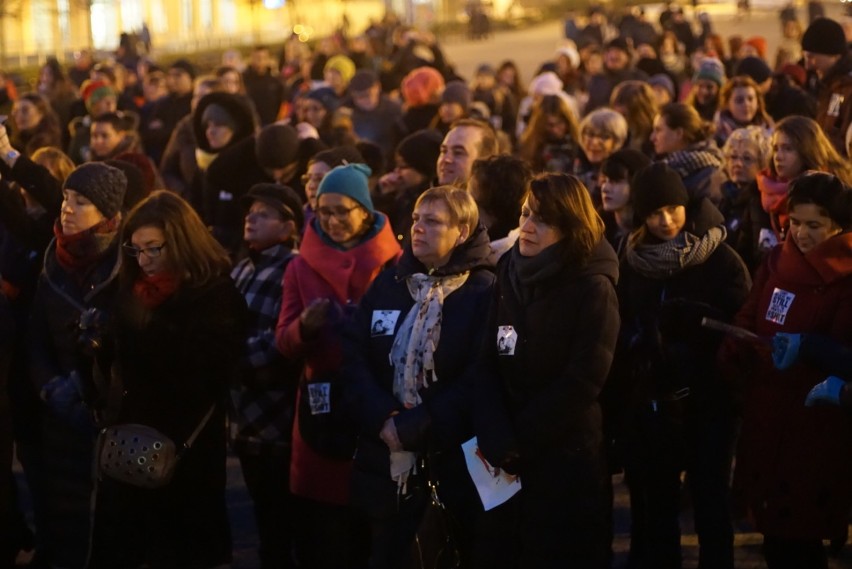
top-left (297, 373), bottom-right (357, 460)
top-left (411, 479), bottom-right (461, 569)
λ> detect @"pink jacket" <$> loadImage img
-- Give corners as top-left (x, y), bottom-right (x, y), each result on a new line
top-left (276, 217), bottom-right (401, 505)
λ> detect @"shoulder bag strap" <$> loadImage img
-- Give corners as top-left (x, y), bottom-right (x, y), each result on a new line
top-left (180, 404), bottom-right (216, 453)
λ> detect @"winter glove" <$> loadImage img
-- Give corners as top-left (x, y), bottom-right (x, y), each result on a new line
top-left (40, 371), bottom-right (95, 432)
top-left (772, 332), bottom-right (802, 370)
top-left (805, 376), bottom-right (845, 407)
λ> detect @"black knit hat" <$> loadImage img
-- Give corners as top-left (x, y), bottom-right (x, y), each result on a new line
top-left (396, 129), bottom-right (443, 179)
top-left (802, 18), bottom-right (847, 56)
top-left (735, 56), bottom-right (772, 84)
top-left (105, 159), bottom-right (145, 212)
top-left (442, 80), bottom-right (471, 110)
top-left (631, 163), bottom-right (689, 225)
top-left (242, 183), bottom-right (305, 232)
top-left (63, 162), bottom-right (127, 219)
top-left (255, 124), bottom-right (300, 169)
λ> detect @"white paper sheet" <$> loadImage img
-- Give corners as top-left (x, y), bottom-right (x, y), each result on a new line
top-left (461, 437), bottom-right (521, 511)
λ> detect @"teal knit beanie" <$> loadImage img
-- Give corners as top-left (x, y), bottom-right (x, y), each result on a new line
top-left (316, 163), bottom-right (374, 213)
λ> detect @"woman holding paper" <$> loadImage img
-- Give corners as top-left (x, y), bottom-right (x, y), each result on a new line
top-left (343, 186), bottom-right (494, 569)
top-left (725, 172), bottom-right (852, 568)
top-left (473, 172), bottom-right (620, 567)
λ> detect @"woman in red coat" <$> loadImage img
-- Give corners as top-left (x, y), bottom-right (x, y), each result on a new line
top-left (726, 172), bottom-right (852, 568)
top-left (276, 163), bottom-right (401, 569)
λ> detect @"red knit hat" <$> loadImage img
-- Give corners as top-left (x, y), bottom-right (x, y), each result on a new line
top-left (401, 67), bottom-right (445, 108)
top-left (745, 36), bottom-right (767, 60)
top-left (80, 79), bottom-right (115, 113)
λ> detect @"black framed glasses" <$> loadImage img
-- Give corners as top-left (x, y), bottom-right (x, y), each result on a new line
top-left (316, 205), bottom-right (361, 220)
top-left (123, 243), bottom-right (167, 258)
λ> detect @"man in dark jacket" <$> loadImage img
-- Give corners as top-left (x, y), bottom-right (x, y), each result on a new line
top-left (585, 37), bottom-right (649, 112)
top-left (343, 69), bottom-right (407, 166)
top-left (801, 17), bottom-right (852, 156)
top-left (139, 59), bottom-right (194, 164)
top-left (243, 46), bottom-right (285, 126)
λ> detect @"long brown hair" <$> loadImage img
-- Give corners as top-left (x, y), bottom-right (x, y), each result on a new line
top-left (520, 95), bottom-right (580, 171)
top-left (120, 191), bottom-right (230, 288)
top-left (527, 172), bottom-right (604, 264)
top-left (611, 81), bottom-right (658, 147)
top-left (719, 76), bottom-right (773, 127)
top-left (769, 116), bottom-right (852, 187)
top-left (657, 102), bottom-right (714, 146)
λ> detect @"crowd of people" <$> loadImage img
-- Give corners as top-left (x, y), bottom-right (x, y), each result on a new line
top-left (1, 3), bottom-right (852, 569)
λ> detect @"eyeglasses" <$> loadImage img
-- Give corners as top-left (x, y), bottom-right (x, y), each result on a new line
top-left (316, 205), bottom-right (361, 220)
top-left (582, 130), bottom-right (615, 142)
top-left (726, 154), bottom-right (756, 164)
top-left (123, 243), bottom-right (167, 258)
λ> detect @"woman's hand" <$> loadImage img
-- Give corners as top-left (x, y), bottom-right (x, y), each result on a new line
top-left (299, 298), bottom-right (331, 338)
top-left (380, 416), bottom-right (403, 452)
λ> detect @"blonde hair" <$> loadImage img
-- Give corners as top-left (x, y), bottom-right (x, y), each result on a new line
top-left (723, 126), bottom-right (771, 171)
top-left (414, 185), bottom-right (479, 230)
top-left (31, 146), bottom-right (75, 183)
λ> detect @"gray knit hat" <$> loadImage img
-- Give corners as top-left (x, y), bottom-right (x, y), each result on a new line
top-left (63, 162), bottom-right (128, 219)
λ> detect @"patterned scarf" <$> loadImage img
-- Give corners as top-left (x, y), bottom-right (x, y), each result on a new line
top-left (664, 141), bottom-right (724, 179)
top-left (54, 217), bottom-right (119, 274)
top-left (132, 272), bottom-right (180, 309)
top-left (390, 272), bottom-right (470, 409)
top-left (626, 227), bottom-right (727, 279)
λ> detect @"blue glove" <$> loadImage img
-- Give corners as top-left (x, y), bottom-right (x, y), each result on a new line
top-left (805, 376), bottom-right (845, 407)
top-left (40, 371), bottom-right (95, 432)
top-left (772, 332), bottom-right (802, 370)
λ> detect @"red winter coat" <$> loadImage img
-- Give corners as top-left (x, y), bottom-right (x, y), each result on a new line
top-left (730, 233), bottom-right (852, 540)
top-left (276, 216), bottom-right (401, 505)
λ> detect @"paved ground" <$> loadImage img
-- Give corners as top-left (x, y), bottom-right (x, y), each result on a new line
top-left (442, 1), bottom-right (848, 81)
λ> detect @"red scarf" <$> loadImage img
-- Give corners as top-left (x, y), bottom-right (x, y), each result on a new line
top-left (54, 217), bottom-right (120, 273)
top-left (132, 272), bottom-right (180, 309)
top-left (756, 170), bottom-right (791, 239)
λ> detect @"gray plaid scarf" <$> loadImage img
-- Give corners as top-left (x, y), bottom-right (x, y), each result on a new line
top-left (626, 227), bottom-right (727, 279)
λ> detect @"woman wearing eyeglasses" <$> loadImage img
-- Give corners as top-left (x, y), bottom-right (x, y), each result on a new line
top-left (27, 163), bottom-right (127, 569)
top-left (276, 163), bottom-right (401, 568)
top-left (719, 126), bottom-right (771, 272)
top-left (574, 108), bottom-right (628, 207)
top-left (90, 190), bottom-right (247, 569)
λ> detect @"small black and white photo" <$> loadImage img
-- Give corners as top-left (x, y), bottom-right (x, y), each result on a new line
top-left (371, 310), bottom-right (400, 337)
top-left (497, 325), bottom-right (518, 356)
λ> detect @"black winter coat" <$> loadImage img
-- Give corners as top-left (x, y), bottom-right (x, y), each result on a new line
top-left (343, 227), bottom-right (494, 517)
top-left (27, 239), bottom-right (121, 569)
top-left (93, 274), bottom-right (248, 568)
top-left (476, 237), bottom-right (620, 467)
top-left (618, 199), bottom-right (751, 415)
